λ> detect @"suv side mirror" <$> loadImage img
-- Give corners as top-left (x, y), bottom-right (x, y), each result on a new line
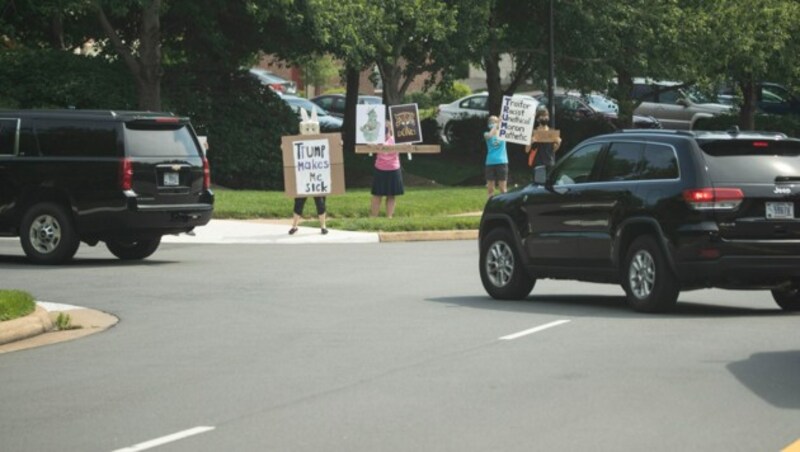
top-left (676, 98), bottom-right (690, 107)
top-left (533, 166), bottom-right (548, 185)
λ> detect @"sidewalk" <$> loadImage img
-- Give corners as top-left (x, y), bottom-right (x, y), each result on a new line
top-left (161, 219), bottom-right (477, 245)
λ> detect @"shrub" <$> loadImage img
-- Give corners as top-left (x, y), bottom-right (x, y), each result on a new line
top-left (432, 81), bottom-right (472, 105)
top-left (695, 114), bottom-right (800, 138)
top-left (322, 87), bottom-right (346, 95)
top-left (0, 48), bottom-right (136, 109)
top-left (421, 117), bottom-right (441, 145)
top-left (164, 68), bottom-right (298, 189)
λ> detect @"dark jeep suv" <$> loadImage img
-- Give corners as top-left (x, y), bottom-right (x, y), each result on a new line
top-left (479, 128), bottom-right (800, 312)
top-left (0, 110), bottom-right (214, 264)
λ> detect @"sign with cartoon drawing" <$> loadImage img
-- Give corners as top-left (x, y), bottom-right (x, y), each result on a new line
top-left (389, 104), bottom-right (423, 144)
top-left (356, 104), bottom-right (386, 144)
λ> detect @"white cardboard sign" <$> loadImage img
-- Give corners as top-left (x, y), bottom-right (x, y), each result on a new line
top-left (498, 96), bottom-right (537, 145)
top-left (292, 138), bottom-right (332, 196)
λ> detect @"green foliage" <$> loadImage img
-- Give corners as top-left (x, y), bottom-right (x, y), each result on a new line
top-left (694, 114), bottom-right (800, 138)
top-left (164, 69), bottom-right (298, 189)
top-left (433, 81), bottom-right (472, 105)
top-left (54, 312), bottom-right (80, 330)
top-left (322, 87), bottom-right (346, 95)
top-left (295, 54), bottom-right (341, 97)
top-left (0, 290), bottom-right (35, 322)
top-left (0, 49), bottom-right (136, 109)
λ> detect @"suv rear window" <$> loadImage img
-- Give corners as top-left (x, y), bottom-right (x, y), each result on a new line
top-left (699, 139), bottom-right (800, 156)
top-left (124, 124), bottom-right (199, 158)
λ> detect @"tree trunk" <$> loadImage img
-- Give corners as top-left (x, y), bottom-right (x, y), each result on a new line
top-left (484, 50), bottom-right (503, 116)
top-left (613, 70), bottom-right (635, 129)
top-left (94, 0), bottom-right (162, 111)
top-left (343, 66), bottom-right (360, 154)
top-left (378, 62), bottom-right (404, 105)
top-left (50, 14), bottom-right (65, 50)
top-left (738, 78), bottom-right (757, 130)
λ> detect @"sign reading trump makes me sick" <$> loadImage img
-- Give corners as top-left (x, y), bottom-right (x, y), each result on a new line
top-left (498, 96), bottom-right (537, 145)
top-left (281, 133), bottom-right (345, 197)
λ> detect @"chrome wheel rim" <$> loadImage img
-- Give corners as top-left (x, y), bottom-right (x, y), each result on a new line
top-left (486, 240), bottom-right (515, 288)
top-left (629, 250), bottom-right (656, 299)
top-left (29, 214), bottom-right (62, 254)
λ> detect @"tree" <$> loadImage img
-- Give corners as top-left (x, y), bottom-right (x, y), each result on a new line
top-left (690, 0), bottom-right (800, 129)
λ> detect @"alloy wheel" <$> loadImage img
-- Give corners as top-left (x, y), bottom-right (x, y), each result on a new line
top-left (628, 249), bottom-right (656, 299)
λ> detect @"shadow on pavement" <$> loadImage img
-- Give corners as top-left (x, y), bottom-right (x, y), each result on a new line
top-left (0, 254), bottom-right (178, 269)
top-left (728, 350), bottom-right (800, 409)
top-left (427, 294), bottom-right (785, 318)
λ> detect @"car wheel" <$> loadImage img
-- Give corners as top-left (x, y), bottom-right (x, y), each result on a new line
top-left (480, 228), bottom-right (535, 300)
top-left (443, 123), bottom-right (456, 145)
top-left (771, 284), bottom-right (800, 311)
top-left (20, 202), bottom-right (80, 265)
top-left (622, 236), bottom-right (679, 312)
top-left (106, 237), bottom-right (161, 260)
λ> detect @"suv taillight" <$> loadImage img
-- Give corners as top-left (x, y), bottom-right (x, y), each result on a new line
top-left (683, 188), bottom-right (743, 210)
top-left (202, 157), bottom-right (211, 189)
top-left (120, 158), bottom-right (133, 190)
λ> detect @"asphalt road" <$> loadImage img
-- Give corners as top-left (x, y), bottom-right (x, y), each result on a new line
top-left (1, 239), bottom-right (799, 452)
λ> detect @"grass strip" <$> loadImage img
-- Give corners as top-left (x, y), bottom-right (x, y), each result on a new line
top-left (0, 290), bottom-right (35, 322)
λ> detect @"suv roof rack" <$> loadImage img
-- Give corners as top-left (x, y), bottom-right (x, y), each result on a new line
top-left (618, 129), bottom-right (696, 137)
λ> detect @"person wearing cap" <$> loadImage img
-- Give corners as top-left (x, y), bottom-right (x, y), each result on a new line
top-left (528, 106), bottom-right (562, 175)
top-left (484, 115), bottom-right (508, 197)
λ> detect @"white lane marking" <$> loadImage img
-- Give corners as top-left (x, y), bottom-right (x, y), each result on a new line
top-left (499, 320), bottom-right (571, 341)
top-left (111, 426), bottom-right (215, 452)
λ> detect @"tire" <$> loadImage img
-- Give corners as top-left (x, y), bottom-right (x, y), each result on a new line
top-left (771, 284), bottom-right (800, 311)
top-left (621, 235), bottom-right (679, 312)
top-left (19, 202), bottom-right (80, 265)
top-left (106, 237), bottom-right (161, 260)
top-left (480, 228), bottom-right (535, 300)
top-left (443, 123), bottom-right (456, 145)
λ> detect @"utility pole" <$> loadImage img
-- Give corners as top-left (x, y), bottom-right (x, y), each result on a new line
top-left (548, 0), bottom-right (555, 128)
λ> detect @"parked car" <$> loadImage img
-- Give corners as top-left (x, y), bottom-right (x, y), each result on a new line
top-left (534, 93), bottom-right (661, 129)
top-left (479, 128), bottom-right (800, 312)
top-left (717, 82), bottom-right (800, 116)
top-left (0, 110), bottom-right (214, 264)
top-left (248, 68), bottom-right (297, 95)
top-left (630, 79), bottom-right (732, 130)
top-left (436, 93), bottom-right (539, 144)
top-left (281, 95), bottom-right (343, 132)
top-left (310, 94), bottom-right (383, 118)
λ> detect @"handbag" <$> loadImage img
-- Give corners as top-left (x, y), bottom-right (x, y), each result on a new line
top-left (527, 147), bottom-right (538, 167)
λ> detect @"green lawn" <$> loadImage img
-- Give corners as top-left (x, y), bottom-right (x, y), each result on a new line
top-left (0, 290), bottom-right (35, 322)
top-left (213, 186), bottom-right (489, 231)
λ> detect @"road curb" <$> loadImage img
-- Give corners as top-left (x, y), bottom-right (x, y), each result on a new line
top-left (379, 230), bottom-right (478, 242)
top-left (0, 306), bottom-right (53, 346)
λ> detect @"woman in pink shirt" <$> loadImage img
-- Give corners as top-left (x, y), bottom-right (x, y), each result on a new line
top-left (370, 126), bottom-right (404, 218)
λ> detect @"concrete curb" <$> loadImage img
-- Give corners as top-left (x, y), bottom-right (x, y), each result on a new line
top-left (379, 230), bottom-right (478, 242)
top-left (0, 306), bottom-right (53, 346)
top-left (0, 304), bottom-right (118, 354)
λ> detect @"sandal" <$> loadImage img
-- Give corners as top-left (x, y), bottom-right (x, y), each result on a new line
top-left (288, 227), bottom-right (298, 235)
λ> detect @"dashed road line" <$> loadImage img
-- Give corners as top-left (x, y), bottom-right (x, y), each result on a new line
top-left (111, 426), bottom-right (215, 452)
top-left (499, 320), bottom-right (571, 341)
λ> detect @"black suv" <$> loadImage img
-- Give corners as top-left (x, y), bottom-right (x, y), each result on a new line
top-left (479, 129), bottom-right (800, 312)
top-left (0, 110), bottom-right (214, 264)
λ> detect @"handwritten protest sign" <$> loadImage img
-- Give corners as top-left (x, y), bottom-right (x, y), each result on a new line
top-left (498, 96), bottom-right (537, 145)
top-left (533, 129), bottom-right (561, 143)
top-left (281, 133), bottom-right (345, 197)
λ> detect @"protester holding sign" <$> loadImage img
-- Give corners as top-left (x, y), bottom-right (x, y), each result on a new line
top-left (484, 115), bottom-right (508, 197)
top-left (370, 125), bottom-right (404, 218)
top-left (528, 106), bottom-right (562, 176)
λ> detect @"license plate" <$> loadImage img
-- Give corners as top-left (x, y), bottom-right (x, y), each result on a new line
top-left (163, 172), bottom-right (180, 186)
top-left (766, 202), bottom-right (794, 219)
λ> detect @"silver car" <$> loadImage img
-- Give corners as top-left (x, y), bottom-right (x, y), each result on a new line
top-left (436, 93), bottom-right (539, 144)
top-left (631, 79), bottom-right (731, 130)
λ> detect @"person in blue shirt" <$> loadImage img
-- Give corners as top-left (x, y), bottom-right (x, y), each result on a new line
top-left (484, 115), bottom-right (509, 197)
